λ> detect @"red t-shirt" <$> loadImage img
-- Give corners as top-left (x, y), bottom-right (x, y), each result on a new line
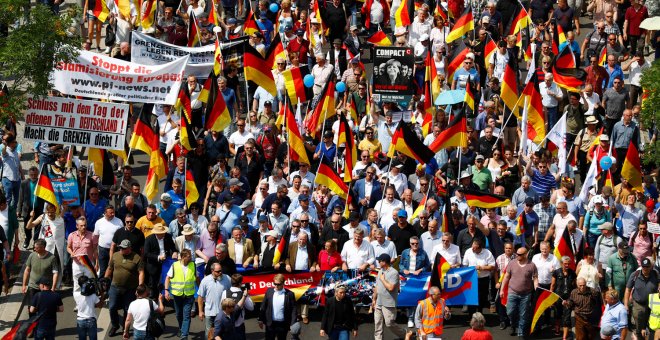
top-left (461, 329), bottom-right (494, 340)
top-left (625, 5), bottom-right (649, 36)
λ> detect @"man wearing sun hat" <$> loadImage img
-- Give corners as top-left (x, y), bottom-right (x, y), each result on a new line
top-left (143, 223), bottom-right (178, 299)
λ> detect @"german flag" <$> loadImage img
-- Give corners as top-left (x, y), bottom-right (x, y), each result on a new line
top-left (337, 114), bottom-right (357, 182)
top-left (554, 226), bottom-right (576, 269)
top-left (272, 233), bottom-right (287, 262)
top-left (185, 169), bottom-right (199, 207)
top-left (284, 99), bottom-right (310, 166)
top-left (441, 194), bottom-right (453, 233)
top-left (213, 39), bottom-right (224, 76)
top-left (207, 0), bottom-right (220, 27)
top-left (642, 88), bottom-right (650, 109)
top-left (387, 121), bottom-right (435, 164)
top-left (345, 44), bottom-right (366, 78)
top-left (187, 12), bottom-right (200, 47)
top-left (483, 35), bottom-right (497, 71)
top-left (446, 5), bottom-right (474, 43)
top-left (507, 4), bottom-right (531, 36)
top-left (446, 40), bottom-right (469, 83)
top-left (312, 0), bottom-right (329, 35)
top-left (244, 43), bottom-right (277, 96)
top-left (366, 31), bottom-right (392, 46)
top-left (88, 148), bottom-right (115, 185)
top-left (552, 23), bottom-right (567, 55)
top-left (34, 171), bottom-right (58, 213)
top-left (598, 46), bottom-right (607, 66)
top-left (552, 47), bottom-right (587, 92)
top-left (89, 0), bottom-right (110, 22)
top-left (3, 314), bottom-right (42, 340)
top-left (431, 253), bottom-right (451, 290)
top-left (464, 75), bottom-right (476, 111)
top-left (621, 141), bottom-right (643, 191)
top-left (315, 162), bottom-right (349, 198)
top-left (266, 34), bottom-right (287, 69)
top-left (117, 0), bottom-right (131, 19)
top-left (204, 73), bottom-right (232, 132)
top-left (395, 0), bottom-right (414, 28)
top-left (429, 105), bottom-right (468, 152)
top-left (305, 79), bottom-right (335, 138)
top-left (78, 254), bottom-right (98, 279)
top-left (129, 104), bottom-right (158, 156)
top-left (179, 110), bottom-right (196, 151)
top-left (434, 1), bottom-right (448, 21)
top-left (425, 50), bottom-right (441, 101)
top-left (464, 189), bottom-right (511, 209)
top-left (515, 72), bottom-right (546, 143)
top-left (243, 10), bottom-right (260, 36)
top-left (144, 166), bottom-right (160, 201)
top-left (410, 195), bottom-right (427, 223)
top-left (604, 170), bottom-right (613, 188)
top-left (282, 67), bottom-right (313, 105)
top-left (515, 212), bottom-right (526, 236)
top-left (500, 56), bottom-right (519, 113)
top-left (555, 44), bottom-right (577, 69)
top-left (175, 86), bottom-right (192, 123)
top-left (499, 263), bottom-right (509, 305)
top-left (531, 289), bottom-right (561, 332)
top-left (141, 0), bottom-right (157, 31)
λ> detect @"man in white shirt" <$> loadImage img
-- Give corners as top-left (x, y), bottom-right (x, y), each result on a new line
top-left (288, 163), bottom-right (315, 186)
top-left (580, 84), bottom-right (601, 116)
top-left (544, 202), bottom-right (578, 248)
top-left (156, 104), bottom-right (179, 155)
top-left (488, 41), bottom-right (509, 79)
top-left (374, 186), bottom-right (403, 228)
top-left (267, 169), bottom-right (289, 194)
top-left (431, 232), bottom-right (461, 267)
top-left (93, 209), bottom-right (124, 276)
top-left (228, 119), bottom-right (254, 155)
top-left (311, 54), bottom-right (334, 96)
top-left (462, 239), bottom-right (495, 315)
top-left (531, 241), bottom-right (560, 289)
top-left (370, 228), bottom-right (397, 268)
top-left (341, 227), bottom-right (375, 272)
top-left (409, 8), bottom-right (432, 47)
top-left (622, 53), bottom-right (651, 106)
top-left (539, 73), bottom-right (564, 129)
top-left (342, 212), bottom-right (363, 239)
top-left (385, 163), bottom-right (407, 197)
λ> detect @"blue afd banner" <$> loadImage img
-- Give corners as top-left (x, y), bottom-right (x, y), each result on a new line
top-left (49, 172), bottom-right (80, 206)
top-left (396, 267), bottom-right (478, 307)
top-left (442, 267), bottom-right (478, 306)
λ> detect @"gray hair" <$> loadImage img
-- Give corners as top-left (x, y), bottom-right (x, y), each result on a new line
top-left (561, 256), bottom-right (572, 263)
top-left (217, 75), bottom-right (227, 83)
top-left (215, 243), bottom-right (228, 252)
top-left (442, 232), bottom-right (453, 240)
top-left (521, 175), bottom-right (531, 183)
top-left (470, 312), bottom-right (487, 330)
top-left (419, 209), bottom-right (430, 217)
top-left (410, 236), bottom-right (419, 242)
top-left (354, 227), bottom-right (365, 236)
top-left (76, 216), bottom-right (87, 223)
top-left (374, 228), bottom-right (386, 237)
top-left (175, 208), bottom-right (186, 216)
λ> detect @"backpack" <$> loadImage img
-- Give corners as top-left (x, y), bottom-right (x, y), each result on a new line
top-left (146, 299), bottom-right (165, 337)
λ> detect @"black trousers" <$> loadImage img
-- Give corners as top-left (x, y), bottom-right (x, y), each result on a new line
top-left (265, 321), bottom-right (289, 340)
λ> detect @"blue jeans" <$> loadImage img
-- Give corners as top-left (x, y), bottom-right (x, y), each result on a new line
top-left (507, 291), bottom-right (532, 336)
top-left (35, 328), bottom-right (55, 340)
top-left (77, 318), bottom-right (98, 340)
top-left (172, 295), bottom-right (194, 337)
top-left (329, 328), bottom-right (350, 340)
top-left (133, 329), bottom-right (154, 340)
top-left (546, 106), bottom-right (559, 132)
top-left (586, 231), bottom-right (600, 249)
top-left (1, 178), bottom-right (19, 209)
top-left (108, 285), bottom-right (136, 328)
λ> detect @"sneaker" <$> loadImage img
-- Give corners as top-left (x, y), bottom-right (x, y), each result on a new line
top-left (103, 47), bottom-right (110, 54)
top-left (500, 322), bottom-right (507, 330)
top-left (407, 320), bottom-right (414, 328)
top-left (109, 326), bottom-right (119, 337)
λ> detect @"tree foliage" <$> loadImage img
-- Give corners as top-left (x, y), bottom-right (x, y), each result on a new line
top-left (640, 62), bottom-right (660, 166)
top-left (0, 0), bottom-right (81, 121)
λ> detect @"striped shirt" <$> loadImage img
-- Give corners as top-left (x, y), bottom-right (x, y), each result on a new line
top-left (531, 169), bottom-right (557, 196)
top-left (533, 203), bottom-right (556, 241)
top-left (567, 287), bottom-right (601, 319)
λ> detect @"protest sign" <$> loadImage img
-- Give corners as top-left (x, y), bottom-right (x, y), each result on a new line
top-left (44, 165), bottom-right (80, 206)
top-left (372, 47), bottom-right (415, 103)
top-left (441, 266), bottom-right (478, 306)
top-left (52, 49), bottom-right (188, 104)
top-left (131, 31), bottom-right (214, 77)
top-left (23, 96), bottom-right (129, 150)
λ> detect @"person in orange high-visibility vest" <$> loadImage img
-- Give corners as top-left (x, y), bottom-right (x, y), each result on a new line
top-left (413, 286), bottom-right (451, 339)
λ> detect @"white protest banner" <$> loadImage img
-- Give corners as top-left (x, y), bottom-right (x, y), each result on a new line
top-left (131, 31), bottom-right (214, 77)
top-left (23, 96), bottom-right (129, 150)
top-left (52, 49), bottom-right (188, 104)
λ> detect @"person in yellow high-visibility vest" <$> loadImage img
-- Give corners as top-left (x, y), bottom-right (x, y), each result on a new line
top-left (413, 286), bottom-right (451, 340)
top-left (164, 249), bottom-right (200, 339)
top-left (648, 286), bottom-right (660, 340)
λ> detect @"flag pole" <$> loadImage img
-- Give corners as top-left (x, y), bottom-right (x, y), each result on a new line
top-left (343, 180), bottom-right (353, 217)
top-left (184, 157), bottom-right (188, 208)
top-left (82, 156), bottom-right (90, 207)
top-left (492, 94), bottom-right (524, 148)
top-left (519, 96), bottom-right (529, 155)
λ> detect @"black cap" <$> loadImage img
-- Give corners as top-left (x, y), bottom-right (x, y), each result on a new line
top-left (642, 258), bottom-right (653, 267)
top-left (349, 211), bottom-right (360, 221)
top-left (37, 277), bottom-right (52, 286)
top-left (323, 130), bottom-right (333, 139)
top-left (524, 197), bottom-right (535, 206)
top-left (377, 253), bottom-right (391, 263)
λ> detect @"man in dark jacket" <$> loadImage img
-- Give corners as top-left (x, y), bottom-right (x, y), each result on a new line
top-left (320, 284), bottom-right (358, 338)
top-left (258, 273), bottom-right (297, 340)
top-left (142, 223), bottom-right (177, 299)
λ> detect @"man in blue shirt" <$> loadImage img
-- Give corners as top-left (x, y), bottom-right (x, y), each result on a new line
top-left (257, 13), bottom-right (274, 48)
top-left (84, 187), bottom-right (108, 227)
top-left (165, 179), bottom-right (185, 209)
top-left (156, 194), bottom-right (177, 226)
top-left (314, 131), bottom-right (337, 165)
top-left (452, 55), bottom-right (480, 91)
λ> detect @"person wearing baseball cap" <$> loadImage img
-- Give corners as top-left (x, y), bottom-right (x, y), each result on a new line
top-left (625, 255), bottom-right (659, 340)
top-left (106, 237), bottom-right (144, 337)
top-left (606, 241), bottom-right (639, 301)
top-left (388, 209), bottom-right (416, 255)
top-left (373, 251), bottom-right (412, 340)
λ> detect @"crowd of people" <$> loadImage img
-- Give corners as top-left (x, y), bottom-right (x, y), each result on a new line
top-left (5, 0), bottom-right (660, 338)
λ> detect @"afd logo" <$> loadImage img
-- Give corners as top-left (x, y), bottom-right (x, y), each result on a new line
top-left (445, 273), bottom-right (464, 290)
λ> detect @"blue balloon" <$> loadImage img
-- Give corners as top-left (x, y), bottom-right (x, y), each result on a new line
top-left (600, 156), bottom-right (612, 171)
top-left (336, 81), bottom-right (347, 93)
top-left (269, 3), bottom-right (279, 12)
top-left (303, 74), bottom-right (315, 88)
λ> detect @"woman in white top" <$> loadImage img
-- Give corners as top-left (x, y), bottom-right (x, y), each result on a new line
top-left (485, 149), bottom-right (504, 183)
top-left (576, 247), bottom-right (600, 290)
top-left (251, 180), bottom-right (270, 211)
top-left (429, 16), bottom-right (449, 56)
top-left (187, 202), bottom-right (209, 233)
top-left (277, 0), bottom-right (295, 33)
top-left (179, 0), bottom-right (205, 20)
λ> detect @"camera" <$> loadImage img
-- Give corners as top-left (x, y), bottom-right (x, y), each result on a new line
top-left (78, 275), bottom-right (110, 297)
top-left (241, 283), bottom-right (250, 291)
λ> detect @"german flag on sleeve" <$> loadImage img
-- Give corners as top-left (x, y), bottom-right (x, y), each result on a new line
top-left (445, 40), bottom-right (469, 83)
top-left (244, 43), bottom-right (277, 96)
top-left (429, 105), bottom-right (468, 152)
top-left (282, 67), bottom-right (313, 105)
top-left (446, 5), bottom-right (474, 43)
top-left (464, 189), bottom-right (511, 208)
top-left (366, 31), bottom-right (392, 46)
top-left (35, 171), bottom-right (59, 212)
top-left (387, 121), bottom-right (435, 164)
top-left (284, 99), bottom-right (310, 166)
top-left (531, 289), bottom-right (561, 332)
top-left (395, 0), bottom-right (414, 28)
top-left (315, 162), bottom-right (349, 199)
top-left (621, 141), bottom-right (643, 191)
